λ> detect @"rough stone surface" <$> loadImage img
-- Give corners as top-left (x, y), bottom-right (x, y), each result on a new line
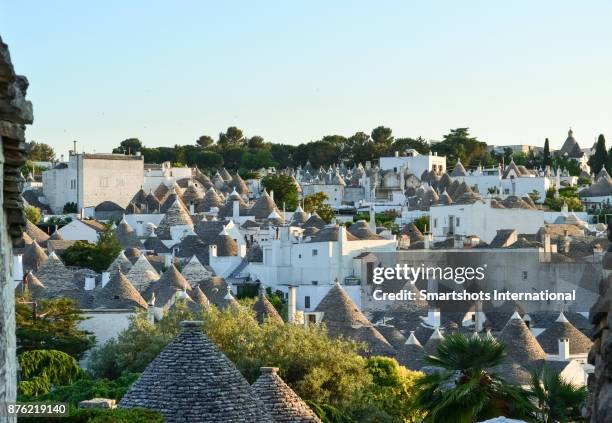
top-left (1, 36), bottom-right (32, 423)
top-left (120, 321), bottom-right (274, 422)
top-left (588, 224), bottom-right (612, 422)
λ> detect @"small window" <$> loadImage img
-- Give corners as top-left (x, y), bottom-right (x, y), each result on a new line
top-left (456, 218), bottom-right (460, 227)
top-left (308, 314), bottom-right (317, 323)
top-left (312, 249), bottom-right (318, 256)
top-left (471, 314), bottom-right (476, 322)
top-left (298, 254), bottom-right (302, 259)
top-left (433, 218), bottom-right (438, 228)
top-left (522, 271), bottom-right (528, 280)
top-left (311, 281), bottom-right (318, 285)
top-left (305, 296), bottom-right (311, 308)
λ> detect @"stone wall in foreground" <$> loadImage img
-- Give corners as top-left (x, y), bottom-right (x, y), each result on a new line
top-left (0, 36), bottom-right (32, 422)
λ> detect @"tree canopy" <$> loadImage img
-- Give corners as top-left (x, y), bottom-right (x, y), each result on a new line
top-left (26, 141), bottom-right (56, 161)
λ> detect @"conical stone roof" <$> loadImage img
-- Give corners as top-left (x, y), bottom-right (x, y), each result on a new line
top-left (450, 160), bottom-right (467, 177)
top-left (220, 168), bottom-right (233, 182)
top-left (291, 205), bottom-right (309, 224)
top-left (116, 218), bottom-right (141, 248)
top-left (396, 331), bottom-right (425, 370)
top-left (375, 324), bottom-right (406, 350)
top-left (181, 255), bottom-right (212, 286)
top-left (196, 187), bottom-right (224, 212)
top-left (190, 285), bottom-right (210, 310)
top-left (230, 173), bottom-right (249, 195)
top-left (535, 312), bottom-right (592, 355)
top-left (315, 282), bottom-right (395, 356)
top-left (34, 252), bottom-right (73, 292)
top-left (252, 367), bottom-right (321, 423)
top-left (498, 312), bottom-right (546, 364)
top-left (22, 240), bottom-right (48, 272)
top-left (302, 212), bottom-right (326, 229)
top-left (155, 199), bottom-right (193, 240)
top-left (423, 327), bottom-right (444, 355)
top-left (401, 222), bottom-right (424, 243)
top-left (253, 286), bottom-right (283, 324)
top-left (120, 321), bottom-right (274, 422)
top-left (198, 277), bottom-right (232, 308)
top-left (347, 220), bottom-right (384, 240)
top-left (25, 220), bottom-right (49, 245)
top-left (126, 255), bottom-right (160, 292)
top-left (95, 271), bottom-right (147, 309)
top-left (153, 182), bottom-right (170, 201)
top-left (249, 190), bottom-right (280, 220)
top-left (143, 264), bottom-right (192, 308)
top-left (49, 231), bottom-right (64, 240)
top-left (181, 183), bottom-right (205, 206)
top-left (106, 251), bottom-right (133, 276)
top-left (16, 272), bottom-right (46, 298)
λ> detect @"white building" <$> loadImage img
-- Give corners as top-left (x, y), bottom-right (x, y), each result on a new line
top-left (43, 152), bottom-right (144, 213)
top-left (379, 149), bottom-right (446, 177)
top-left (57, 219), bottom-right (106, 243)
top-left (143, 162), bottom-right (192, 192)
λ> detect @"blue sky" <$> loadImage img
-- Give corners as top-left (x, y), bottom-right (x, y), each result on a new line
top-left (2, 1), bottom-right (612, 158)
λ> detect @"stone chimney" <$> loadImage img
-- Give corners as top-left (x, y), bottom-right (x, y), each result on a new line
top-left (369, 206), bottom-right (376, 233)
top-left (287, 286), bottom-right (297, 324)
top-left (558, 338), bottom-right (570, 361)
top-left (232, 200), bottom-right (240, 220)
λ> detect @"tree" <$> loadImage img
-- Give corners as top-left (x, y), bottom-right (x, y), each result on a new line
top-left (218, 126), bottom-right (245, 147)
top-left (112, 138), bottom-right (143, 155)
top-left (371, 126), bottom-right (394, 157)
top-left (63, 223), bottom-right (122, 272)
top-left (432, 128), bottom-right (490, 168)
top-left (303, 192), bottom-right (335, 223)
top-left (391, 137), bottom-right (430, 155)
top-left (62, 202), bottom-right (77, 214)
top-left (345, 132), bottom-right (375, 166)
top-left (261, 174), bottom-right (298, 211)
top-left (543, 138), bottom-right (551, 167)
top-left (16, 296), bottom-right (95, 359)
top-left (240, 149), bottom-right (276, 171)
top-left (413, 333), bottom-right (533, 422)
top-left (588, 134), bottom-right (607, 174)
top-left (18, 349), bottom-right (83, 397)
top-left (247, 136), bottom-right (265, 149)
top-left (196, 135), bottom-right (214, 148)
top-left (26, 141), bottom-right (56, 161)
top-left (25, 206), bottom-right (42, 224)
top-left (528, 190), bottom-right (541, 204)
top-left (528, 365), bottom-right (586, 423)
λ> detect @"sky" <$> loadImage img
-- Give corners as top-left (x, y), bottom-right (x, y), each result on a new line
top-left (2, 1), bottom-right (612, 159)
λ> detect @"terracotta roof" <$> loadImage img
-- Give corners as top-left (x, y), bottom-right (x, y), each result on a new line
top-left (315, 282), bottom-right (395, 356)
top-left (120, 321), bottom-right (274, 422)
top-left (252, 367), bottom-right (321, 423)
top-left (535, 312), bottom-right (592, 355)
top-left (94, 271), bottom-right (147, 309)
top-left (253, 286), bottom-right (283, 324)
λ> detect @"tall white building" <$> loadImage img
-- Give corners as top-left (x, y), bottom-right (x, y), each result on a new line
top-left (379, 149), bottom-right (446, 177)
top-left (43, 152), bottom-right (144, 213)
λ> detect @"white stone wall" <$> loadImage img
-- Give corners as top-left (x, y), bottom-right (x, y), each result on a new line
top-left (57, 220), bottom-right (100, 243)
top-left (79, 311), bottom-right (134, 347)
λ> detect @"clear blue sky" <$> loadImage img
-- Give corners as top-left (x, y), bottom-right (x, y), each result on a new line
top-left (2, 1), bottom-right (612, 158)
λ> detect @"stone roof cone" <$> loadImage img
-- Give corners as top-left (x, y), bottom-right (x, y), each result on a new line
top-left (126, 255), bottom-right (160, 292)
top-left (250, 189), bottom-right (281, 220)
top-left (25, 220), bottom-right (49, 245)
top-left (315, 282), bottom-right (395, 356)
top-left (22, 240), bottom-right (48, 272)
top-left (106, 251), bottom-right (133, 276)
top-left (35, 252), bottom-right (74, 292)
top-left (95, 271), bottom-right (148, 309)
top-left (498, 312), bottom-right (546, 363)
top-left (143, 264), bottom-right (191, 309)
top-left (16, 272), bottom-right (45, 298)
top-left (253, 286), bottom-right (283, 324)
top-left (536, 311), bottom-right (592, 355)
top-left (181, 255), bottom-right (210, 286)
top-left (397, 331), bottom-right (425, 370)
top-left (252, 367), bottom-right (322, 422)
top-left (155, 199), bottom-right (193, 240)
top-left (116, 217), bottom-right (141, 248)
top-left (423, 327), bottom-right (444, 355)
top-left (120, 321), bottom-right (274, 422)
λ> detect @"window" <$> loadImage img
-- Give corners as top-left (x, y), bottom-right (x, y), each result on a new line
top-left (305, 296), bottom-right (311, 308)
top-left (298, 254), bottom-right (302, 259)
top-left (99, 177), bottom-right (109, 188)
top-left (433, 218), bottom-right (438, 228)
top-left (471, 314), bottom-right (476, 322)
top-left (311, 281), bottom-right (318, 285)
top-left (522, 271), bottom-right (528, 280)
top-left (308, 314), bottom-right (317, 324)
top-left (456, 218), bottom-right (460, 227)
top-left (312, 249), bottom-right (318, 256)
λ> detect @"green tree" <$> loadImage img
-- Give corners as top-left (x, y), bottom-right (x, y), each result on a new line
top-left (589, 134), bottom-right (607, 174)
top-left (112, 138), bottom-right (143, 155)
top-left (303, 192), bottom-right (335, 223)
top-left (18, 349), bottom-right (83, 397)
top-left (26, 141), bottom-right (56, 161)
top-left (413, 215), bottom-right (429, 233)
top-left (196, 135), bottom-right (214, 148)
top-left (391, 137), bottom-right (430, 155)
top-left (241, 148), bottom-right (276, 170)
top-left (218, 126), bottom-right (245, 148)
top-left (25, 206), bottom-right (42, 224)
top-left (413, 333), bottom-right (533, 422)
top-left (16, 296), bottom-right (95, 359)
top-left (371, 126), bottom-right (394, 157)
top-left (63, 223), bottom-right (122, 272)
top-left (528, 190), bottom-right (541, 204)
top-left (528, 365), bottom-right (586, 423)
top-left (432, 128), bottom-right (490, 168)
top-left (543, 138), bottom-right (551, 167)
top-left (247, 135), bottom-right (266, 149)
top-left (261, 174), bottom-right (298, 211)
top-left (62, 202), bottom-right (78, 214)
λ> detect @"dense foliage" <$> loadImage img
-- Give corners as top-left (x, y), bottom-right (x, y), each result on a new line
top-left (25, 207), bottom-right (41, 224)
top-left (18, 349), bottom-right (83, 397)
top-left (528, 365), bottom-right (587, 423)
top-left (261, 174), bottom-right (299, 211)
top-left (89, 302), bottom-right (423, 421)
top-left (303, 192), bottom-right (335, 223)
top-left (544, 186), bottom-right (583, 212)
top-left (16, 296), bottom-right (95, 359)
top-left (63, 222), bottom-right (123, 272)
top-left (26, 141), bottom-right (56, 161)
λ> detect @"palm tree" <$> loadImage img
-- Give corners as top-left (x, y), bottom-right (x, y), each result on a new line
top-left (528, 365), bottom-right (587, 423)
top-left (413, 332), bottom-right (533, 423)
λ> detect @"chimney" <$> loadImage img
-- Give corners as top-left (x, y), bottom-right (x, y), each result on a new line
top-left (395, 151), bottom-right (399, 157)
top-left (209, 244), bottom-right (218, 258)
top-left (424, 233), bottom-right (433, 249)
top-left (427, 307), bottom-right (441, 328)
top-left (559, 338), bottom-right (570, 360)
top-left (189, 203), bottom-right (195, 214)
top-left (12, 254), bottom-right (23, 283)
top-left (164, 254), bottom-right (173, 267)
top-left (101, 272), bottom-right (110, 287)
top-left (80, 208), bottom-right (85, 220)
top-left (369, 206), bottom-right (376, 232)
top-left (287, 286), bottom-right (297, 324)
top-left (147, 294), bottom-right (156, 324)
top-left (270, 190), bottom-right (274, 201)
top-left (544, 233), bottom-right (551, 252)
top-left (233, 200), bottom-right (239, 220)
top-left (84, 277), bottom-right (96, 291)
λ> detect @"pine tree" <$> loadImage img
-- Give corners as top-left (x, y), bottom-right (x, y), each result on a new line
top-left (543, 138), bottom-right (551, 167)
top-left (589, 134), bottom-right (607, 174)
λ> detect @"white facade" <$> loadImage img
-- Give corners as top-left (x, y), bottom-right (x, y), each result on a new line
top-left (143, 162), bottom-right (192, 192)
top-left (300, 183), bottom-right (345, 208)
top-left (430, 200), bottom-right (545, 243)
top-left (43, 153), bottom-right (144, 213)
top-left (379, 150), bottom-right (446, 177)
top-left (57, 219), bottom-right (102, 243)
